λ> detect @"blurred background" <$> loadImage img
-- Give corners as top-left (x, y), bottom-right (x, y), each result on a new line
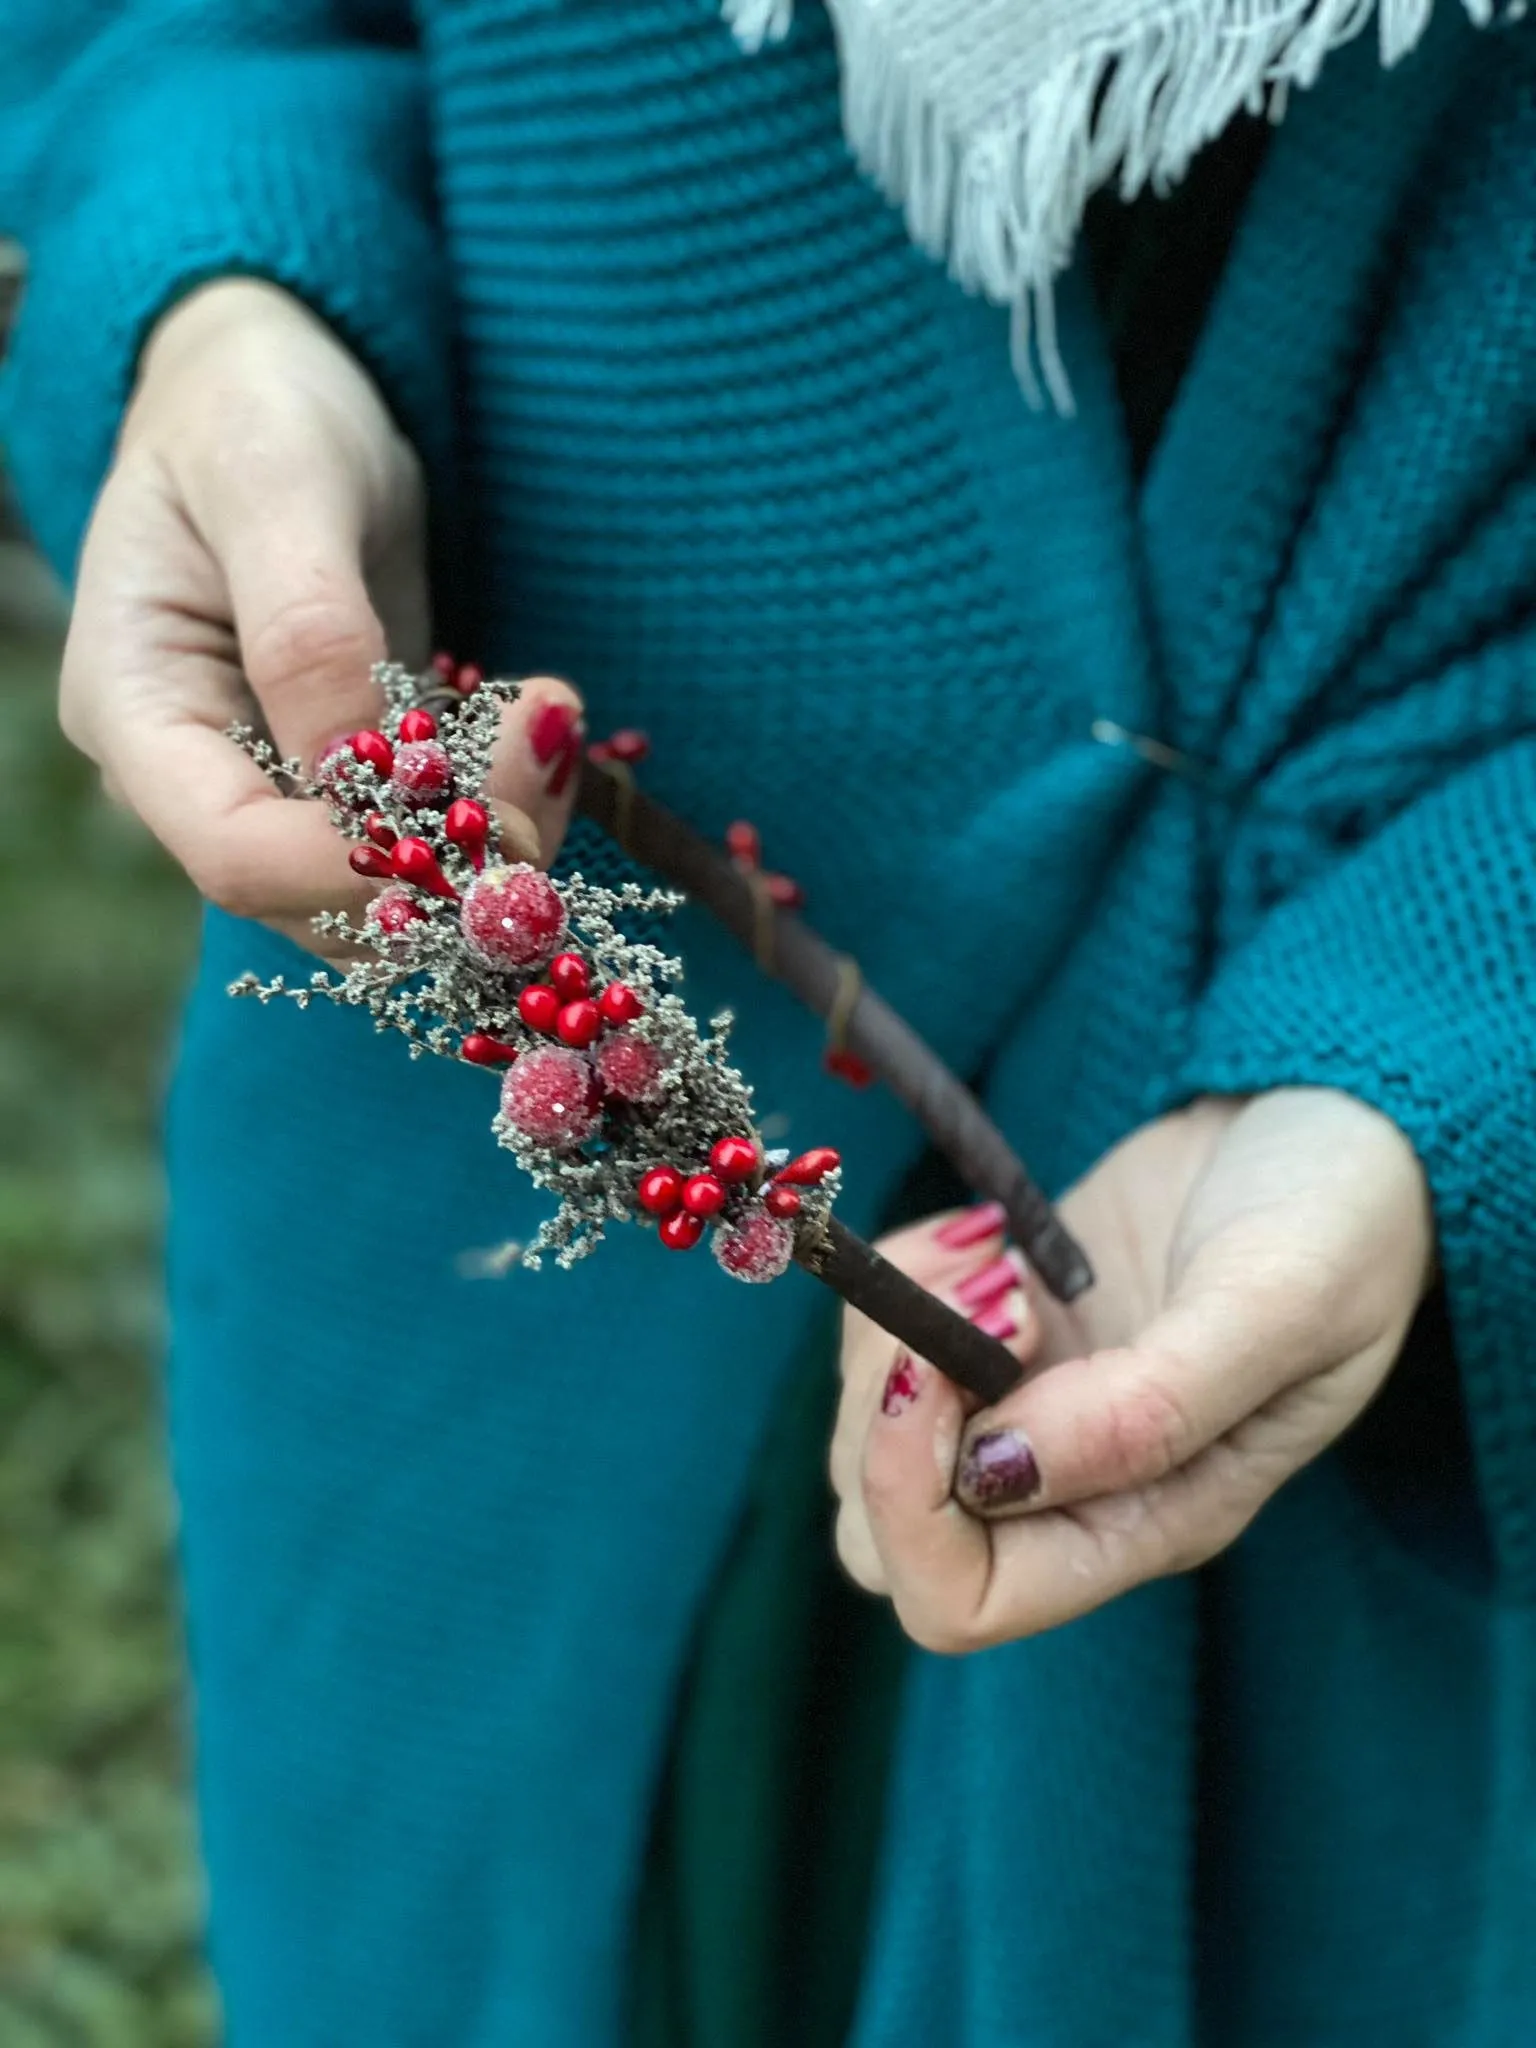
top-left (1, 238), bottom-right (218, 2045)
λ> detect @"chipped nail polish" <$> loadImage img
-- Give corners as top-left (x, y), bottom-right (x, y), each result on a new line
top-left (546, 729), bottom-right (583, 796)
top-left (958, 1429), bottom-right (1041, 1510)
top-left (881, 1352), bottom-right (923, 1416)
top-left (934, 1201), bottom-right (1008, 1250)
top-left (972, 1304), bottom-right (1019, 1342)
top-left (529, 700), bottom-right (578, 766)
top-left (956, 1254), bottom-right (1019, 1309)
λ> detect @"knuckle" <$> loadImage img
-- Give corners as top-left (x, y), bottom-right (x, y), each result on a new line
top-left (243, 597), bottom-right (376, 698)
top-left (190, 846), bottom-right (269, 921)
top-left (1081, 1366), bottom-right (1194, 1492)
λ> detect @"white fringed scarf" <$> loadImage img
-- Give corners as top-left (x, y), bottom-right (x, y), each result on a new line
top-left (724, 0), bottom-right (1499, 408)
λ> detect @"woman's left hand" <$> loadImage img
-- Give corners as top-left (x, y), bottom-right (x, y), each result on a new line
top-left (831, 1088), bottom-right (1435, 1651)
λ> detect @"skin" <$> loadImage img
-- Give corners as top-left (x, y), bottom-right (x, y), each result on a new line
top-left (833, 1089), bottom-right (1435, 1649)
top-left (61, 278), bottom-right (582, 954)
top-left (64, 280), bottom-right (1435, 1652)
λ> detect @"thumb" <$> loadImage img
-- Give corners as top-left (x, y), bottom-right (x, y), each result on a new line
top-left (481, 675), bottom-right (587, 870)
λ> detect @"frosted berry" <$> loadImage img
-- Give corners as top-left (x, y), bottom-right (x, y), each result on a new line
top-left (499, 1046), bottom-right (600, 1150)
top-left (775, 1147), bottom-right (841, 1186)
top-left (461, 864), bottom-right (567, 968)
top-left (725, 820), bottom-right (761, 868)
top-left (680, 1172), bottom-right (727, 1218)
top-left (597, 1031), bottom-right (664, 1104)
top-left (445, 798), bottom-right (490, 869)
top-left (369, 887), bottom-right (427, 935)
top-left (714, 1209), bottom-right (795, 1284)
top-left (398, 707), bottom-right (438, 744)
top-left (392, 739), bottom-right (453, 801)
top-left (637, 1165), bottom-right (684, 1215)
top-left (710, 1135), bottom-right (758, 1183)
top-left (461, 1033), bottom-right (519, 1066)
top-left (764, 1184), bottom-right (802, 1219)
top-left (598, 982), bottom-right (643, 1025)
top-left (659, 1210), bottom-right (705, 1251)
top-left (556, 999), bottom-right (602, 1050)
top-left (516, 984), bottom-right (559, 1032)
top-left (364, 811), bottom-right (398, 850)
top-left (549, 952), bottom-right (591, 1002)
top-left (391, 837), bottom-right (459, 899)
top-left (349, 844), bottom-right (394, 880)
top-left (351, 729), bottom-right (394, 776)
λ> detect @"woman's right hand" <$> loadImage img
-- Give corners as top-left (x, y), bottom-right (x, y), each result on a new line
top-left (60, 277), bottom-right (583, 951)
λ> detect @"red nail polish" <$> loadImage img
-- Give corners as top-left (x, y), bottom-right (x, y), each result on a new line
top-left (529, 700), bottom-right (578, 766)
top-left (956, 1254), bottom-right (1019, 1309)
top-left (972, 1304), bottom-right (1019, 1342)
top-left (934, 1201), bottom-right (1008, 1250)
top-left (881, 1352), bottom-right (923, 1417)
top-left (547, 730), bottom-right (583, 797)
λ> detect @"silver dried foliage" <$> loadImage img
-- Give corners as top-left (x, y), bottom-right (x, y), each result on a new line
top-left (228, 663), bottom-right (838, 1272)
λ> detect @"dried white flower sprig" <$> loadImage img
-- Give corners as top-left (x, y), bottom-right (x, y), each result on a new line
top-left (228, 663), bottom-right (1026, 1401)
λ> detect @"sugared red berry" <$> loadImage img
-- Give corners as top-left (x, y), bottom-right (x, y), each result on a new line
top-left (725, 820), bottom-right (761, 868)
top-left (681, 1172), bottom-right (727, 1218)
top-left (398, 707), bottom-right (438, 744)
top-left (710, 1135), bottom-right (758, 1183)
top-left (763, 1184), bottom-right (802, 1218)
top-left (556, 999), bottom-right (601, 1049)
top-left (499, 1047), bottom-right (600, 1150)
top-left (445, 798), bottom-right (490, 868)
top-left (391, 837), bottom-right (459, 899)
top-left (364, 811), bottom-right (398, 850)
top-left (714, 1209), bottom-right (795, 1283)
top-left (637, 1166), bottom-right (684, 1215)
top-left (392, 739), bottom-right (453, 801)
top-left (351, 729), bottom-right (394, 776)
top-left (598, 982), bottom-right (643, 1025)
top-left (349, 843), bottom-right (394, 880)
top-left (596, 1031), bottom-right (664, 1104)
top-left (518, 984), bottom-right (561, 1032)
top-left (461, 1033), bottom-right (519, 1066)
top-left (461, 865), bottom-right (566, 967)
top-left (775, 1147), bottom-right (842, 1186)
top-left (549, 952), bottom-right (591, 1002)
top-left (659, 1210), bottom-right (705, 1251)
top-left (369, 886), bottom-right (427, 935)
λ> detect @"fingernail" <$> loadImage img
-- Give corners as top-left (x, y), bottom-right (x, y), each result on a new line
top-left (956, 1254), bottom-right (1018, 1309)
top-left (934, 1201), bottom-right (1008, 1250)
top-left (881, 1351), bottom-right (924, 1416)
top-left (957, 1429), bottom-right (1041, 1510)
top-left (546, 729), bottom-right (583, 796)
top-left (529, 700), bottom-right (578, 766)
top-left (971, 1305), bottom-right (1018, 1342)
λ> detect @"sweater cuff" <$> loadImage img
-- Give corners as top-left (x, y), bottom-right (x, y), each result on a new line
top-left (0, 46), bottom-right (451, 584)
top-left (1171, 739), bottom-right (1536, 1593)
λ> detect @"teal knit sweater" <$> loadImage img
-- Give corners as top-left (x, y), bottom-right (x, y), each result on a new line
top-left (4, 5), bottom-right (1536, 2045)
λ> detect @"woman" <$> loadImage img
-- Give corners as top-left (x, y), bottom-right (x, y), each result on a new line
top-left (3, 3), bottom-right (1534, 2042)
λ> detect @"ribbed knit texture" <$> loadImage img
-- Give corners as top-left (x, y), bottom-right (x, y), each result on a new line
top-left (4, 4), bottom-right (1536, 2044)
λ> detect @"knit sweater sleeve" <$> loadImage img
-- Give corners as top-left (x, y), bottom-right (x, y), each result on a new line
top-left (1176, 732), bottom-right (1536, 1592)
top-left (0, 0), bottom-right (450, 584)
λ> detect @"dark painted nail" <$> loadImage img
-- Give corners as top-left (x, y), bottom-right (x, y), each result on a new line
top-left (957, 1429), bottom-right (1041, 1510)
top-left (934, 1201), bottom-right (1008, 1250)
top-left (529, 700), bottom-right (578, 766)
top-left (881, 1351), bottom-right (923, 1416)
top-left (956, 1254), bottom-right (1018, 1309)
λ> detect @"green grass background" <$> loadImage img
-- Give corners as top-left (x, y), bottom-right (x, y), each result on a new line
top-left (0, 543), bottom-right (217, 2045)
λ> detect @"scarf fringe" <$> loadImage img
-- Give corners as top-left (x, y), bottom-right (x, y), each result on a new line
top-left (725, 0), bottom-right (1494, 409)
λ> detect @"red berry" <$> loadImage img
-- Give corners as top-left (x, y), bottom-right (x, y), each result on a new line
top-left (498, 1046), bottom-right (600, 1150)
top-left (391, 837), bottom-right (459, 899)
top-left (445, 797), bottom-right (490, 869)
top-left (607, 728), bottom-right (650, 764)
top-left (454, 663), bottom-right (484, 695)
top-left (725, 820), bottom-right (761, 868)
top-left (398, 707), bottom-right (438, 743)
top-left (709, 1135), bottom-right (758, 1184)
top-left (597, 982), bottom-right (643, 1025)
top-left (518, 984), bottom-right (561, 1032)
top-left (659, 1210), bottom-right (705, 1251)
top-left (764, 1184), bottom-right (802, 1219)
top-left (351, 729), bottom-right (394, 776)
top-left (681, 1172), bottom-right (727, 1218)
top-left (765, 872), bottom-right (805, 910)
top-left (775, 1147), bottom-right (842, 1186)
top-left (595, 1030), bottom-right (665, 1104)
top-left (349, 844), bottom-right (394, 879)
top-left (461, 865), bottom-right (567, 967)
top-left (637, 1166), bottom-right (684, 1215)
top-left (368, 887), bottom-right (426, 935)
top-left (391, 739), bottom-right (453, 801)
top-left (364, 811), bottom-right (398, 850)
top-left (556, 999), bottom-right (601, 1049)
top-left (461, 1033), bottom-right (519, 1066)
top-left (548, 951), bottom-right (591, 1002)
top-left (714, 1209), bottom-right (795, 1283)
top-left (431, 651), bottom-right (459, 683)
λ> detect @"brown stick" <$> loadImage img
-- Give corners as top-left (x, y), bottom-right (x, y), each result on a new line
top-left (578, 758), bottom-right (1093, 1305)
top-left (799, 1217), bottom-right (1024, 1404)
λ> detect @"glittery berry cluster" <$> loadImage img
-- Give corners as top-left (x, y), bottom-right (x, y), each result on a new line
top-left (228, 662), bottom-right (841, 1275)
